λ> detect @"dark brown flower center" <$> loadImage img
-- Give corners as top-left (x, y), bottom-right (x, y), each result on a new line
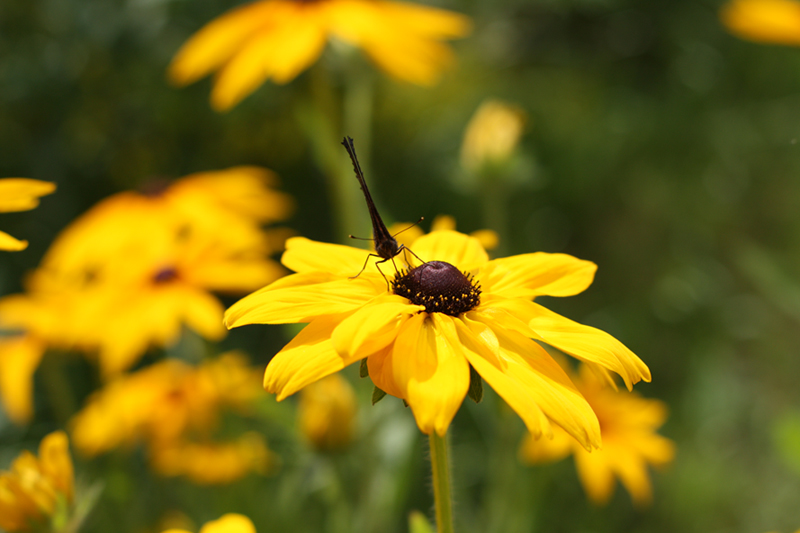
top-left (391, 261), bottom-right (481, 316)
top-left (153, 267), bottom-right (179, 284)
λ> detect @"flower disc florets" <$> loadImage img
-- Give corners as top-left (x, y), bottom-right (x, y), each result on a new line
top-left (391, 261), bottom-right (481, 316)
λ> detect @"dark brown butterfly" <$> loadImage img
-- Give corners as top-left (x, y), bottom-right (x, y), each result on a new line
top-left (341, 136), bottom-right (423, 281)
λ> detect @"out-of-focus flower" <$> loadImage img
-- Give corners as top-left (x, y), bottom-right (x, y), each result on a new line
top-left (0, 431), bottom-right (74, 532)
top-left (168, 0), bottom-right (471, 111)
top-left (720, 0), bottom-right (800, 45)
top-left (298, 373), bottom-right (357, 451)
top-left (460, 100), bottom-right (526, 174)
top-left (150, 432), bottom-right (276, 485)
top-left (225, 230), bottom-right (650, 439)
top-left (520, 365), bottom-right (675, 507)
top-left (0, 178), bottom-right (55, 251)
top-left (0, 167), bottom-right (293, 382)
top-left (70, 352), bottom-right (262, 456)
top-left (163, 513), bottom-right (256, 533)
top-left (388, 215), bottom-right (498, 253)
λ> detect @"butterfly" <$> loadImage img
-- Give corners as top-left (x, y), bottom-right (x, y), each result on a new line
top-left (341, 136), bottom-right (423, 283)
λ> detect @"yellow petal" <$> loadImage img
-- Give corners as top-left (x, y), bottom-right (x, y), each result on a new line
top-left (479, 253), bottom-right (597, 299)
top-left (0, 231), bottom-right (28, 251)
top-left (366, 344), bottom-right (404, 399)
top-left (452, 317), bottom-right (551, 438)
top-left (472, 317), bottom-right (601, 450)
top-left (199, 514), bottom-right (257, 533)
top-left (390, 313), bottom-right (469, 435)
top-left (168, 1), bottom-right (280, 86)
top-left (331, 295), bottom-right (422, 359)
top-left (574, 449), bottom-right (616, 505)
top-left (264, 314), bottom-right (361, 400)
top-left (0, 336), bottom-right (45, 424)
top-left (410, 230), bottom-right (488, 271)
top-left (720, 0), bottom-right (800, 45)
top-left (491, 298), bottom-right (650, 389)
top-left (281, 237), bottom-right (375, 276)
top-left (38, 431), bottom-right (74, 503)
top-left (519, 426), bottom-right (573, 464)
top-left (0, 179), bottom-right (56, 213)
top-left (225, 275), bottom-right (379, 327)
top-left (210, 7), bottom-right (328, 110)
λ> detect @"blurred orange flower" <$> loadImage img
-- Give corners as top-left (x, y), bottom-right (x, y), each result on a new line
top-left (0, 431), bottom-right (74, 532)
top-left (0, 178), bottom-right (55, 251)
top-left (720, 0), bottom-right (800, 45)
top-left (168, 0), bottom-right (471, 111)
top-left (520, 365), bottom-right (675, 507)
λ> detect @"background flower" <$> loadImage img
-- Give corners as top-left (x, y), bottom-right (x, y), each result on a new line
top-left (0, 178), bottom-right (55, 251)
top-left (168, 0), bottom-right (471, 110)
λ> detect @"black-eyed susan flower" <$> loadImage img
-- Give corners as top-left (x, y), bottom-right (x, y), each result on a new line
top-left (0, 431), bottom-right (74, 532)
top-left (225, 230), bottom-right (650, 443)
top-left (520, 364), bottom-right (675, 507)
top-left (720, 0), bottom-right (800, 45)
top-left (163, 514), bottom-right (256, 533)
top-left (0, 178), bottom-right (55, 251)
top-left (168, 0), bottom-right (471, 111)
top-left (298, 373), bottom-right (357, 451)
top-left (0, 336), bottom-right (47, 424)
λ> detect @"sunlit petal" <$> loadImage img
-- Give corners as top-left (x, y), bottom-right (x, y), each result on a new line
top-left (479, 253), bottom-right (596, 299)
top-left (331, 295), bottom-right (422, 359)
top-left (410, 230), bottom-right (488, 270)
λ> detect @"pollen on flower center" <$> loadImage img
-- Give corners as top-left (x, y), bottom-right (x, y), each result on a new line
top-left (391, 260), bottom-right (481, 316)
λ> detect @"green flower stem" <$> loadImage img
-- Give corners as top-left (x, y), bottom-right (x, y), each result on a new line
top-left (429, 431), bottom-right (454, 533)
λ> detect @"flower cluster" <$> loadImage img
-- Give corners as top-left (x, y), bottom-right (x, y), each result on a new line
top-left (0, 167), bottom-right (292, 424)
top-left (70, 352), bottom-right (275, 484)
top-left (0, 432), bottom-right (74, 532)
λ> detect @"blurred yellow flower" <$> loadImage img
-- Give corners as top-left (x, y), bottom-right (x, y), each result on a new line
top-left (70, 352), bottom-right (262, 456)
top-left (388, 214), bottom-right (498, 253)
top-left (460, 100), bottom-right (526, 173)
top-left (520, 365), bottom-right (675, 507)
top-left (168, 0), bottom-right (471, 111)
top-left (0, 431), bottom-right (74, 532)
top-left (163, 513), bottom-right (256, 533)
top-left (150, 433), bottom-right (276, 485)
top-left (298, 373), bottom-right (357, 451)
top-left (720, 0), bottom-right (800, 45)
top-left (226, 230), bottom-right (650, 440)
top-left (0, 178), bottom-right (55, 251)
top-left (0, 167), bottom-right (292, 379)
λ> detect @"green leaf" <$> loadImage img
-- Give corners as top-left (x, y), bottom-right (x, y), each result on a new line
top-left (467, 364), bottom-right (483, 403)
top-left (372, 386), bottom-right (387, 405)
top-left (360, 358), bottom-right (369, 378)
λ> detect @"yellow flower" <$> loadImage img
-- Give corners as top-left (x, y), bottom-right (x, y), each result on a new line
top-left (0, 431), bottom-right (74, 532)
top-left (168, 0), bottom-right (471, 111)
top-left (225, 230), bottom-right (650, 442)
top-left (70, 352), bottom-right (263, 456)
top-left (163, 514), bottom-right (256, 533)
top-left (460, 100), bottom-right (526, 173)
top-left (298, 373), bottom-right (357, 451)
top-left (0, 167), bottom-right (292, 377)
top-left (520, 365), bottom-right (675, 507)
top-left (0, 178), bottom-right (55, 251)
top-left (720, 0), bottom-right (800, 45)
top-left (150, 433), bottom-right (276, 485)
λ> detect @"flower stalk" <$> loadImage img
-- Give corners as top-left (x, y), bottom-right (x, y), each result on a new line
top-left (429, 431), bottom-right (454, 533)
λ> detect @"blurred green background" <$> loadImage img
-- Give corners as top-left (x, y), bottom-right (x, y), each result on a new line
top-left (2, 0), bottom-right (800, 532)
